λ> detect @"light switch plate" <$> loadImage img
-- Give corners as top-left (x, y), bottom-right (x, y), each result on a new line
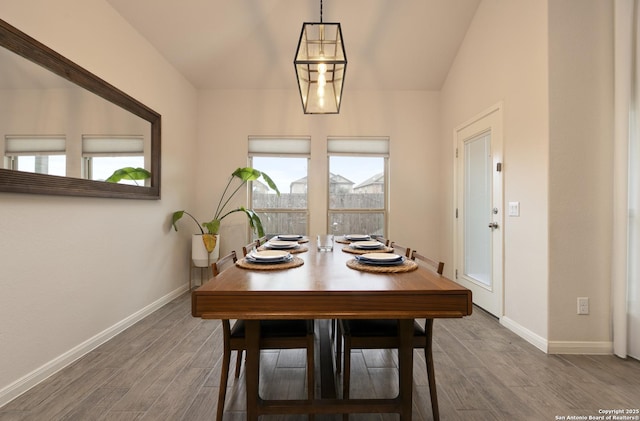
top-left (508, 201), bottom-right (520, 217)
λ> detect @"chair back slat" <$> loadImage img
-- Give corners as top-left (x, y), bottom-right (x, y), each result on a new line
top-left (242, 241), bottom-right (259, 256)
top-left (390, 241), bottom-right (411, 258)
top-left (411, 250), bottom-right (444, 275)
top-left (212, 250), bottom-right (238, 277)
top-left (373, 236), bottom-right (390, 246)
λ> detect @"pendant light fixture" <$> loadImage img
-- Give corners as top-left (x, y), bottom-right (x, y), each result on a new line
top-left (294, 0), bottom-right (347, 114)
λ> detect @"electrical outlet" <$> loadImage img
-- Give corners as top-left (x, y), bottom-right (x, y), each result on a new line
top-left (577, 297), bottom-right (589, 315)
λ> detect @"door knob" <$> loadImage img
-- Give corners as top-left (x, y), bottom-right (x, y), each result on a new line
top-left (488, 222), bottom-right (499, 229)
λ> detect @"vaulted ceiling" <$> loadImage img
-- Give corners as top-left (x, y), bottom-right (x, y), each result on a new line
top-left (107, 0), bottom-right (481, 91)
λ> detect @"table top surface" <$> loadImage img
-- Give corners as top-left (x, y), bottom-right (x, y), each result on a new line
top-left (192, 244), bottom-right (472, 320)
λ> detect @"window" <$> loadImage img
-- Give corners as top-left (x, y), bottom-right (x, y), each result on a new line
top-left (249, 137), bottom-right (311, 238)
top-left (82, 135), bottom-right (145, 185)
top-left (328, 137), bottom-right (389, 237)
top-left (4, 135), bottom-right (66, 176)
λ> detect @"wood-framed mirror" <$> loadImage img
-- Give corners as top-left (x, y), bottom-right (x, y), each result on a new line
top-left (0, 18), bottom-right (161, 199)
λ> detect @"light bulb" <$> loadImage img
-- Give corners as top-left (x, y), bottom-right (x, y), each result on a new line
top-left (317, 55), bottom-right (327, 100)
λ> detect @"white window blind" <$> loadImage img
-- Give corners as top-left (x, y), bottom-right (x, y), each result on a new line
top-left (327, 137), bottom-right (389, 155)
top-left (5, 135), bottom-right (66, 155)
top-left (248, 137), bottom-right (311, 155)
top-left (82, 136), bottom-right (144, 156)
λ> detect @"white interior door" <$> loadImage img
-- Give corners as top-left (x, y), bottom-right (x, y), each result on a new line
top-left (454, 104), bottom-right (504, 318)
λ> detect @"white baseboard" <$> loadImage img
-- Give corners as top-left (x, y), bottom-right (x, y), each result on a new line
top-left (547, 341), bottom-right (613, 354)
top-left (0, 285), bottom-right (187, 408)
top-left (500, 316), bottom-right (549, 353)
top-left (500, 316), bottom-right (614, 355)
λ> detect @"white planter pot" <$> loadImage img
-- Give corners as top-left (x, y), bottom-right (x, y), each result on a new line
top-left (192, 234), bottom-right (220, 267)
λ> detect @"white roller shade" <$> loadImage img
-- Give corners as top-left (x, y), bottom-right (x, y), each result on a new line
top-left (248, 137), bottom-right (311, 155)
top-left (5, 135), bottom-right (66, 154)
top-left (327, 137), bottom-right (389, 155)
top-left (82, 136), bottom-right (144, 156)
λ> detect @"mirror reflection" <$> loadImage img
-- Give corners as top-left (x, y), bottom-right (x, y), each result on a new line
top-left (0, 47), bottom-right (151, 185)
top-left (0, 18), bottom-right (161, 199)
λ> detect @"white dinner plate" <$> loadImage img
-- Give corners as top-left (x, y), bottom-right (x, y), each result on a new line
top-left (355, 253), bottom-right (404, 266)
top-left (345, 234), bottom-right (371, 241)
top-left (248, 250), bottom-right (291, 261)
top-left (266, 240), bottom-right (299, 249)
top-left (351, 240), bottom-right (384, 249)
top-left (277, 234), bottom-right (303, 241)
top-left (357, 253), bottom-right (402, 262)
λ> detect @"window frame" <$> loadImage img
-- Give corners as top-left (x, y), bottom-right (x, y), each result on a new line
top-left (82, 135), bottom-right (146, 182)
top-left (327, 137), bottom-right (389, 237)
top-left (248, 137), bottom-right (311, 239)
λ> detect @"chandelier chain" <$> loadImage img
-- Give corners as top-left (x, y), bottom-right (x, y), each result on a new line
top-left (320, 0), bottom-right (323, 23)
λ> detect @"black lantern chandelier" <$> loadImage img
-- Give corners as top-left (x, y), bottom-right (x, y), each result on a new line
top-left (294, 0), bottom-right (347, 114)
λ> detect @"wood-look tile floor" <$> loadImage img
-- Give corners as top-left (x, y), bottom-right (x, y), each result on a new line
top-left (2, 292), bottom-right (639, 421)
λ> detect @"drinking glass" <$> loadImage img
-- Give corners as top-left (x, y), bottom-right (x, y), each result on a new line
top-left (317, 234), bottom-right (334, 252)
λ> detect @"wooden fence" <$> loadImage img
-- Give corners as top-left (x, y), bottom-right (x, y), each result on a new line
top-left (253, 192), bottom-right (385, 236)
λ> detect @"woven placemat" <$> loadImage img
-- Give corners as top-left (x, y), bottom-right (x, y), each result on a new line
top-left (346, 258), bottom-right (418, 273)
top-left (236, 256), bottom-right (304, 271)
top-left (342, 245), bottom-right (394, 255)
top-left (258, 245), bottom-right (308, 254)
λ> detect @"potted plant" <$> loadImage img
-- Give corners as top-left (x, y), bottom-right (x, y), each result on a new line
top-left (171, 167), bottom-right (280, 265)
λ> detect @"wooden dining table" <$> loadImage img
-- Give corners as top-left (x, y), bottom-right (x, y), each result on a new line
top-left (192, 242), bottom-right (472, 420)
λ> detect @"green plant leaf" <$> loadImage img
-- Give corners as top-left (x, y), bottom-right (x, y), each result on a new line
top-left (171, 211), bottom-right (185, 231)
top-left (259, 172), bottom-right (280, 196)
top-left (105, 167), bottom-right (151, 183)
top-left (232, 167), bottom-right (261, 181)
top-left (202, 219), bottom-right (221, 235)
top-left (240, 207), bottom-right (265, 238)
top-left (171, 210), bottom-right (205, 234)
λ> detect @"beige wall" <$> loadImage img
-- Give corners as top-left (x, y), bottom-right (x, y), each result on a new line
top-left (548, 0), bottom-right (613, 349)
top-left (0, 0), bottom-right (198, 404)
top-left (441, 0), bottom-right (551, 344)
top-left (196, 89), bottom-right (444, 260)
top-left (440, 0), bottom-right (614, 352)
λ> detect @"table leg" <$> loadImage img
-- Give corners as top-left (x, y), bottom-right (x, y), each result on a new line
top-left (245, 320), bottom-right (261, 421)
top-left (398, 319), bottom-right (414, 421)
top-left (319, 319), bottom-right (337, 399)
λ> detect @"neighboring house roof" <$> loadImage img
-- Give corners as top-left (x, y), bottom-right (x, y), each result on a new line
top-left (252, 179), bottom-right (269, 193)
top-left (353, 172), bottom-right (384, 190)
top-left (290, 173), bottom-right (355, 187)
top-left (330, 173), bottom-right (354, 185)
top-left (290, 176), bottom-right (307, 186)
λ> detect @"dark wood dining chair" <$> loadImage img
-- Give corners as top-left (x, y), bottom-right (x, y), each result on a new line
top-left (335, 250), bottom-right (444, 421)
top-left (204, 250), bottom-right (315, 421)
